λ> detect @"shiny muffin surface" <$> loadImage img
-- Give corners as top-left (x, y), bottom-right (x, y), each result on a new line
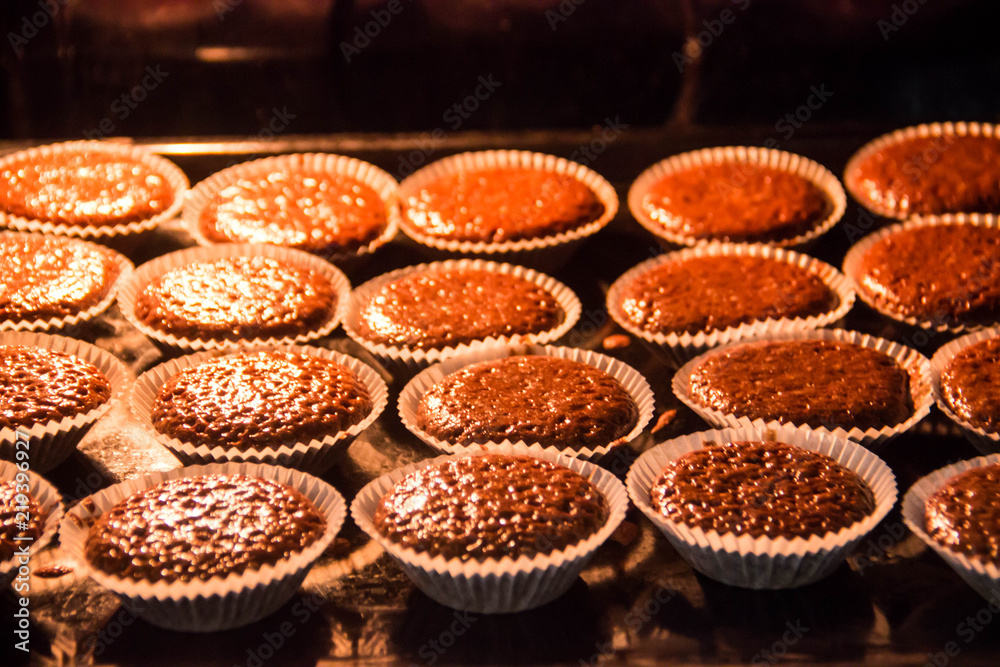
top-left (925, 464), bottom-right (1000, 566)
top-left (941, 338), bottom-right (1000, 432)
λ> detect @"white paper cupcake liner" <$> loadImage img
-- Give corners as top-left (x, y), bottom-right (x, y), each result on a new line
top-left (130, 344), bottom-right (388, 473)
top-left (117, 243), bottom-right (351, 352)
top-left (343, 258), bottom-right (582, 375)
top-left (843, 213), bottom-right (1000, 334)
top-left (0, 140), bottom-right (189, 238)
top-left (0, 461), bottom-right (64, 582)
top-left (627, 146), bottom-right (847, 248)
top-left (0, 332), bottom-right (129, 472)
top-left (396, 150), bottom-right (618, 270)
top-left (397, 344), bottom-right (654, 462)
top-left (0, 232), bottom-right (134, 333)
top-left (930, 326), bottom-right (1000, 454)
top-left (626, 424), bottom-right (897, 589)
top-left (844, 121), bottom-right (999, 220)
top-left (606, 242), bottom-right (856, 354)
top-left (59, 462), bottom-right (346, 632)
top-left (902, 453), bottom-right (1000, 602)
top-left (671, 329), bottom-right (934, 447)
top-left (183, 153), bottom-right (401, 267)
top-left (350, 442), bottom-right (628, 613)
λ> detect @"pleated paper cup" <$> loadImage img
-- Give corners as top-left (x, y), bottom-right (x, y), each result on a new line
top-left (117, 243), bottom-right (351, 352)
top-left (350, 443), bottom-right (628, 613)
top-left (627, 425), bottom-right (897, 589)
top-left (397, 150), bottom-right (618, 270)
top-left (0, 232), bottom-right (134, 333)
top-left (843, 214), bottom-right (1000, 334)
top-left (59, 462), bottom-right (346, 632)
top-left (606, 243), bottom-right (855, 355)
top-left (931, 327), bottom-right (1000, 454)
top-left (671, 329), bottom-right (933, 447)
top-left (0, 140), bottom-right (188, 238)
top-left (902, 454), bottom-right (1000, 602)
top-left (184, 153), bottom-right (400, 269)
top-left (844, 121), bottom-right (999, 220)
top-left (628, 146), bottom-right (846, 248)
top-left (343, 259), bottom-right (581, 376)
top-left (130, 345), bottom-right (388, 473)
top-left (397, 344), bottom-right (654, 461)
top-left (0, 461), bottom-right (63, 582)
top-left (0, 332), bottom-right (129, 472)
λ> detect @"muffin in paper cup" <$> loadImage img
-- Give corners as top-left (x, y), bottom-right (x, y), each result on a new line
top-left (628, 146), bottom-right (846, 249)
top-left (59, 462), bottom-right (346, 632)
top-left (843, 213), bottom-right (1000, 334)
top-left (0, 460), bottom-right (64, 583)
top-left (844, 121), bottom-right (999, 220)
top-left (343, 258), bottom-right (581, 375)
top-left (902, 454), bottom-right (1000, 602)
top-left (0, 140), bottom-right (189, 239)
top-left (130, 344), bottom-right (388, 473)
top-left (0, 331), bottom-right (129, 472)
top-left (0, 231), bottom-right (134, 333)
top-left (626, 424), bottom-right (897, 589)
top-left (931, 326), bottom-right (1000, 454)
top-left (396, 150), bottom-right (618, 270)
top-left (117, 243), bottom-right (351, 353)
top-left (350, 442), bottom-right (628, 613)
top-left (397, 344), bottom-right (654, 461)
top-left (672, 329), bottom-right (933, 447)
top-left (606, 243), bottom-right (855, 354)
top-left (183, 152), bottom-right (401, 268)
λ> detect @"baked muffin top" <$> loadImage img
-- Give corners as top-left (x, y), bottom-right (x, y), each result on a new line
top-left (940, 337), bottom-right (1000, 432)
top-left (925, 464), bottom-right (1000, 566)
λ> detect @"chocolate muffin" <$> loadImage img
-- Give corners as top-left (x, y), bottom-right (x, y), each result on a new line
top-left (0, 481), bottom-right (46, 562)
top-left (134, 256), bottom-right (337, 342)
top-left (356, 267), bottom-right (564, 351)
top-left (0, 147), bottom-right (176, 227)
top-left (615, 254), bottom-right (839, 336)
top-left (924, 464), bottom-right (1000, 566)
top-left (848, 134), bottom-right (1000, 217)
top-left (84, 474), bottom-right (327, 583)
top-left (650, 440), bottom-right (875, 539)
top-left (686, 339), bottom-right (914, 431)
top-left (199, 169), bottom-right (387, 256)
top-left (940, 337), bottom-right (1000, 432)
top-left (850, 223), bottom-right (1000, 328)
top-left (416, 356), bottom-right (638, 450)
top-left (151, 351), bottom-right (373, 450)
top-left (0, 235), bottom-right (123, 324)
top-left (0, 345), bottom-right (111, 430)
top-left (403, 168), bottom-right (604, 244)
top-left (641, 163), bottom-right (832, 243)
top-left (374, 454), bottom-right (608, 561)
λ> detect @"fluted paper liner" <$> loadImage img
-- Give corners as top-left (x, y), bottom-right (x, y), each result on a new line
top-left (398, 344), bottom-right (654, 461)
top-left (184, 153), bottom-right (400, 266)
top-left (0, 232), bottom-right (134, 333)
top-left (0, 140), bottom-right (189, 238)
top-left (843, 213), bottom-right (1000, 334)
top-left (931, 326), bottom-right (1000, 454)
top-left (902, 453), bottom-right (1000, 602)
top-left (117, 243), bottom-right (351, 352)
top-left (0, 461), bottom-right (63, 581)
top-left (59, 462), bottom-right (346, 632)
top-left (343, 259), bottom-right (581, 374)
top-left (130, 344), bottom-right (388, 472)
top-left (672, 329), bottom-right (933, 447)
top-left (844, 121), bottom-right (998, 220)
top-left (350, 443), bottom-right (628, 613)
top-left (607, 243), bottom-right (855, 354)
top-left (397, 150), bottom-right (618, 269)
top-left (627, 425), bottom-right (896, 589)
top-left (0, 332), bottom-right (129, 472)
top-left (628, 146), bottom-right (846, 248)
